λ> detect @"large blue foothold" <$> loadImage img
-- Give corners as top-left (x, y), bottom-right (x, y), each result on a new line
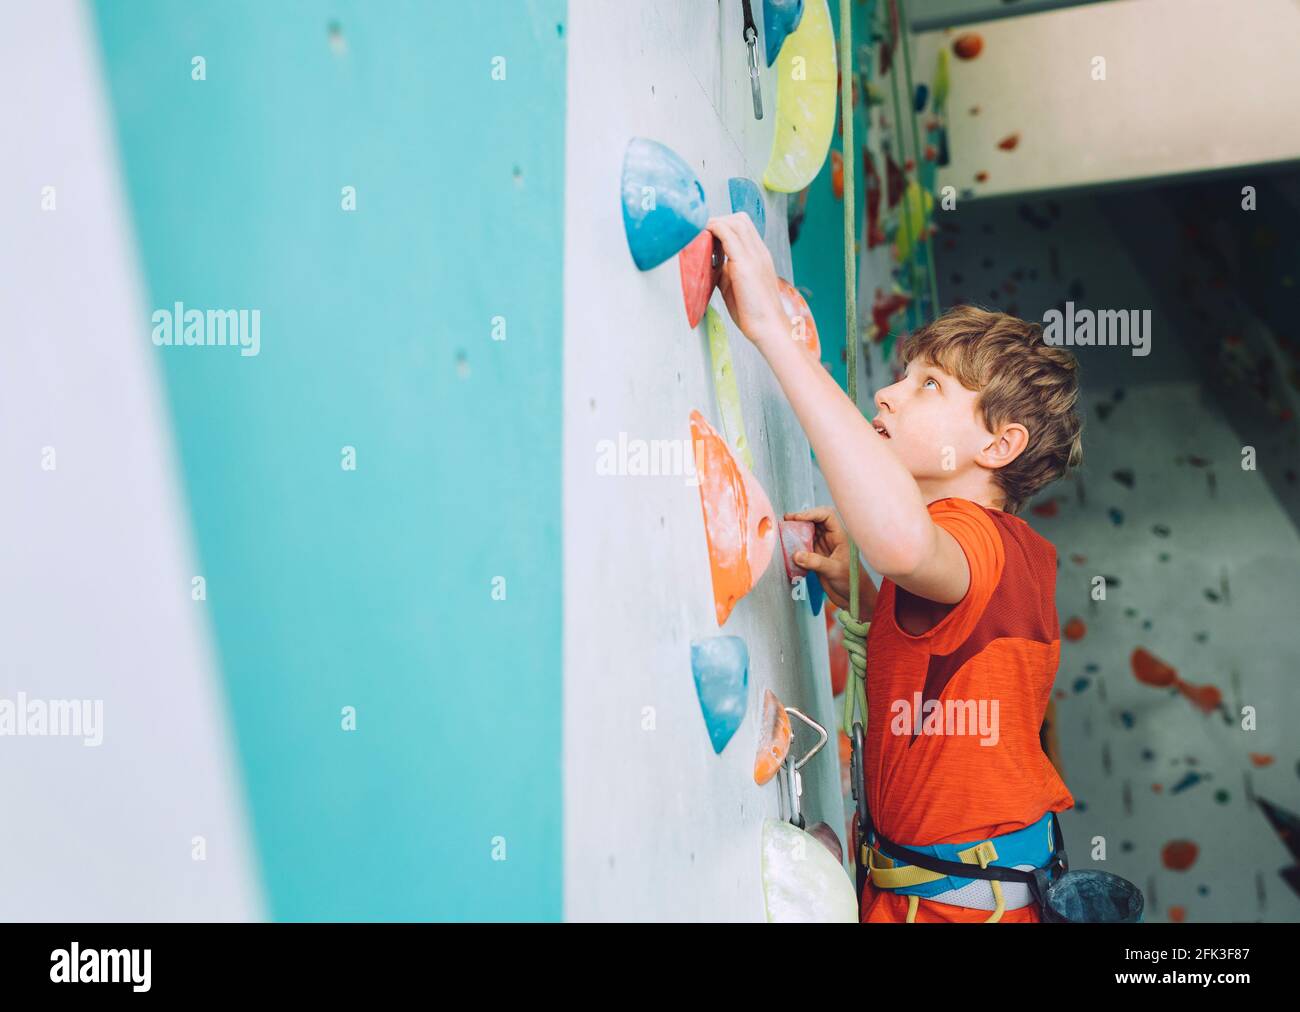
top-left (764, 0), bottom-right (805, 66)
top-left (806, 570), bottom-right (825, 616)
top-left (690, 636), bottom-right (750, 754)
top-left (621, 137), bottom-right (709, 271)
top-left (728, 177), bottom-right (766, 237)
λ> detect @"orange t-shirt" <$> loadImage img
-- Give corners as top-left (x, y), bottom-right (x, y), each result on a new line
top-left (859, 497), bottom-right (1074, 923)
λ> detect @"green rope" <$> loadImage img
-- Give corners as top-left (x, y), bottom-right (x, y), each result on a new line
top-left (838, 0), bottom-right (869, 741)
top-left (897, 0), bottom-right (940, 320)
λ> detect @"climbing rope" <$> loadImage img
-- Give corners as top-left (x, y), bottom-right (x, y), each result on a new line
top-left (837, 0), bottom-right (870, 741)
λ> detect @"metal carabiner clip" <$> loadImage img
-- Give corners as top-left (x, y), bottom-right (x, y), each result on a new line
top-left (781, 706), bottom-right (827, 829)
top-left (742, 0), bottom-right (764, 120)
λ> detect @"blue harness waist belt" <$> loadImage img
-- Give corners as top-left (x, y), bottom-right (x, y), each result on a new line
top-left (866, 811), bottom-right (1058, 902)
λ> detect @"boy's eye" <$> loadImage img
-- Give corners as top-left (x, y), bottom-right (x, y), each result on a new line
top-left (923, 377), bottom-right (939, 390)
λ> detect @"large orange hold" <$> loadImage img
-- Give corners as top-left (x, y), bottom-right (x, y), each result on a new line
top-left (754, 688), bottom-right (793, 785)
top-left (1063, 617), bottom-right (1086, 641)
top-left (953, 32), bottom-right (983, 60)
top-left (690, 411), bottom-right (776, 626)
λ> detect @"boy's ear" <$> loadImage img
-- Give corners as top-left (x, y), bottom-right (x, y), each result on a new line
top-left (979, 421), bottom-right (1029, 471)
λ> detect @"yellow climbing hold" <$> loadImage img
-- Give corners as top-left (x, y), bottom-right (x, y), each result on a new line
top-left (706, 307), bottom-right (754, 471)
top-left (762, 0), bottom-right (837, 194)
top-left (893, 179), bottom-right (934, 263)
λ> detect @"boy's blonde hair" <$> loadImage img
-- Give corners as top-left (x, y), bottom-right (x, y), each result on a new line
top-left (900, 305), bottom-right (1083, 514)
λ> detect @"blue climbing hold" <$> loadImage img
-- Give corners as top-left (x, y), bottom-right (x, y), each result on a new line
top-left (763, 0), bottom-right (805, 66)
top-left (621, 137), bottom-right (709, 271)
top-left (691, 636), bottom-right (750, 754)
top-left (806, 570), bottom-right (825, 616)
top-left (914, 82), bottom-right (929, 112)
top-left (728, 177), bottom-right (767, 237)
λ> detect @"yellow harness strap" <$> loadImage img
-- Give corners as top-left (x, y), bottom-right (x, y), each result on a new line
top-left (866, 839), bottom-right (1007, 923)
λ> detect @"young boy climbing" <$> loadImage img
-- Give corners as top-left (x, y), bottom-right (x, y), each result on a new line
top-left (706, 212), bottom-right (1082, 923)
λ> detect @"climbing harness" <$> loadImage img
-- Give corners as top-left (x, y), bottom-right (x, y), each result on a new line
top-left (863, 811), bottom-right (1145, 923)
top-left (866, 813), bottom-right (1065, 922)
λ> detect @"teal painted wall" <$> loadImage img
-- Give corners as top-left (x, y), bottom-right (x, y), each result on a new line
top-left (93, 0), bottom-right (566, 920)
top-left (789, 0), bottom-right (872, 390)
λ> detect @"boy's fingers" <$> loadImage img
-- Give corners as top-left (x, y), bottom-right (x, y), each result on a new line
top-left (786, 506), bottom-right (844, 533)
top-left (705, 216), bottom-right (743, 258)
top-left (785, 506), bottom-right (831, 522)
top-left (793, 551), bottom-right (843, 577)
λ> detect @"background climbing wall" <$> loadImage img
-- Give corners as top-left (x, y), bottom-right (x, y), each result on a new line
top-left (929, 182), bottom-right (1300, 922)
top-left (563, 1), bottom-right (845, 920)
top-left (919, 0), bottom-right (1300, 200)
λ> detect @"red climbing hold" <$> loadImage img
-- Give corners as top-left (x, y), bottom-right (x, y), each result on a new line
top-left (679, 231), bottom-right (720, 328)
top-left (953, 32), bottom-right (984, 60)
top-left (1161, 840), bottom-right (1199, 872)
top-left (1131, 647), bottom-right (1177, 687)
top-left (1063, 617), bottom-right (1086, 642)
top-left (998, 132), bottom-right (1021, 151)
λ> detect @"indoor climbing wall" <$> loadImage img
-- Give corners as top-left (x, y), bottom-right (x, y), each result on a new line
top-left (563, 2), bottom-right (848, 920)
top-left (915, 0), bottom-right (1300, 201)
top-left (931, 186), bottom-right (1300, 922)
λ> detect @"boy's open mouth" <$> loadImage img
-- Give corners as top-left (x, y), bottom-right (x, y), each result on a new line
top-left (872, 419), bottom-right (891, 439)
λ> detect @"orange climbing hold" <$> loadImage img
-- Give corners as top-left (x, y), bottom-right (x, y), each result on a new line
top-left (754, 688), bottom-right (792, 785)
top-left (830, 150), bottom-right (844, 199)
top-left (690, 411), bottom-right (777, 626)
top-left (1249, 753), bottom-right (1275, 768)
top-left (1063, 617), bottom-right (1086, 642)
top-left (1132, 647), bottom-right (1222, 714)
top-left (776, 278), bottom-right (821, 357)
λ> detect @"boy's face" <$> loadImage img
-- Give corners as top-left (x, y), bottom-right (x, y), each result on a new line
top-left (871, 357), bottom-right (994, 482)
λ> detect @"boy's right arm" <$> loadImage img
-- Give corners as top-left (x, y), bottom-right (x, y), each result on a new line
top-left (707, 213), bottom-right (969, 604)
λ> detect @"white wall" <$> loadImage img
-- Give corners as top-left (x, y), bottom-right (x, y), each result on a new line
top-left (0, 0), bottom-right (261, 920)
top-left (918, 0), bottom-right (1300, 199)
top-left (563, 0), bottom-right (845, 920)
